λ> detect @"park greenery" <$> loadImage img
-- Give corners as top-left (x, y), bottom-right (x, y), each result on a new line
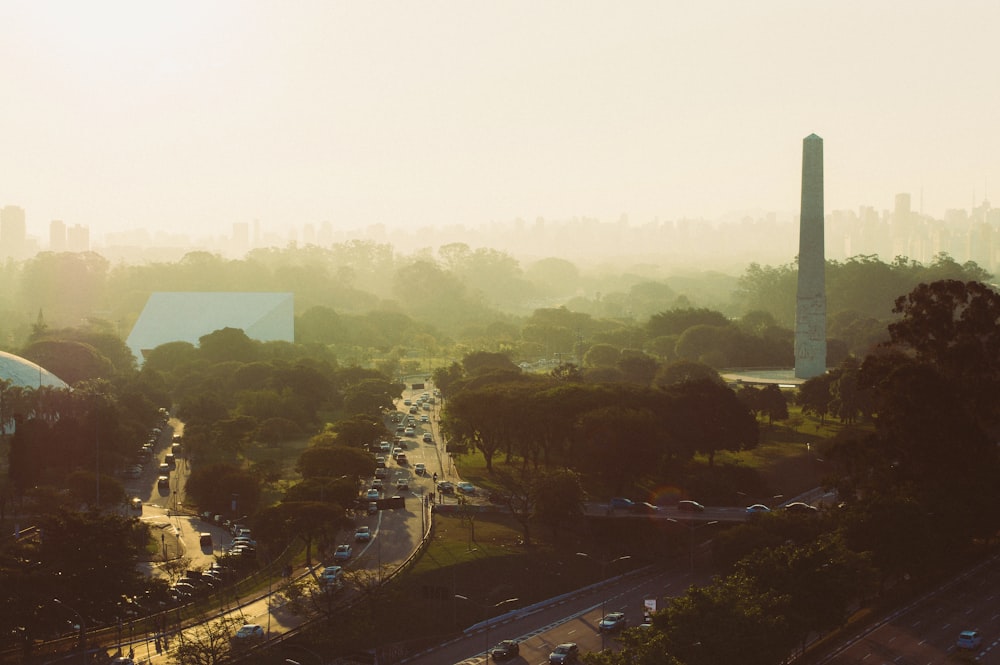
top-left (0, 237), bottom-right (996, 663)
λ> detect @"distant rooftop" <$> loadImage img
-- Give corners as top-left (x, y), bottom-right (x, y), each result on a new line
top-left (721, 368), bottom-right (806, 387)
top-left (126, 292), bottom-right (294, 362)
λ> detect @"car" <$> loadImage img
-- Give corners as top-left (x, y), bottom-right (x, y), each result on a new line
top-left (783, 501), bottom-right (818, 513)
top-left (437, 481), bottom-right (455, 494)
top-left (414, 463), bottom-right (427, 475)
top-left (366, 488), bottom-right (380, 500)
top-left (392, 446), bottom-right (403, 457)
top-left (234, 623), bottom-right (264, 640)
top-left (158, 462), bottom-right (170, 474)
top-left (355, 526), bottom-right (371, 542)
top-left (395, 453), bottom-right (408, 464)
top-left (678, 500), bottom-right (706, 512)
top-left (396, 478), bottom-right (409, 491)
top-left (157, 475), bottom-right (170, 488)
top-left (380, 441), bottom-right (392, 453)
top-left (375, 456), bottom-right (387, 468)
top-left (422, 403), bottom-right (431, 411)
top-left (599, 611), bottom-right (628, 632)
top-left (610, 497), bottom-right (634, 510)
top-left (420, 415), bottom-right (429, 423)
top-left (489, 639), bottom-right (520, 660)
top-left (320, 565), bottom-right (343, 583)
top-left (957, 629), bottom-right (983, 650)
top-left (368, 501), bottom-right (379, 515)
top-left (403, 399), bottom-right (412, 406)
top-left (129, 497), bottom-right (143, 511)
top-left (374, 467), bottom-right (389, 478)
top-left (548, 642), bottom-right (579, 664)
top-left (372, 478), bottom-right (384, 490)
top-left (630, 501), bottom-right (658, 514)
top-left (333, 544), bottom-right (352, 560)
top-left (457, 481), bottom-right (476, 494)
top-left (395, 426), bottom-right (405, 435)
top-left (746, 503), bottom-right (772, 514)
top-left (171, 581), bottom-right (198, 596)
top-left (404, 427), bottom-right (415, 436)
top-left (232, 536), bottom-right (256, 547)
top-left (409, 406), bottom-right (418, 414)
top-left (422, 433), bottom-right (433, 443)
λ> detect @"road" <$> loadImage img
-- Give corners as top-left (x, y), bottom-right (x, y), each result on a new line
top-left (809, 554), bottom-right (1000, 665)
top-left (402, 565), bottom-right (716, 665)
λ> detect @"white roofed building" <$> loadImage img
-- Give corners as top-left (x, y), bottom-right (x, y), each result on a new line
top-left (126, 292), bottom-right (294, 363)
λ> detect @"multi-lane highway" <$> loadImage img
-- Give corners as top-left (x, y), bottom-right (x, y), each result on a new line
top-left (807, 555), bottom-right (1000, 664)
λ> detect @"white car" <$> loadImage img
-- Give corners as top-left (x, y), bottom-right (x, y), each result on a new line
top-left (234, 624), bottom-right (264, 640)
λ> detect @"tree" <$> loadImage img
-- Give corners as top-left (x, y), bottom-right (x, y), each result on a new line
top-left (254, 501), bottom-right (353, 566)
top-left (171, 616), bottom-right (242, 665)
top-left (19, 339), bottom-right (115, 386)
top-left (329, 414), bottom-right (390, 448)
top-left (654, 360), bottom-right (723, 388)
top-left (198, 327), bottom-right (260, 364)
top-left (296, 445), bottom-right (376, 481)
top-left (886, 280), bottom-right (1000, 434)
top-left (342, 378), bottom-right (398, 418)
top-left (796, 373), bottom-right (833, 423)
top-left (582, 343), bottom-right (619, 368)
top-left (647, 307), bottom-right (731, 338)
top-left (574, 406), bottom-right (660, 494)
top-left (662, 571), bottom-right (793, 665)
top-left (532, 469), bottom-right (585, 538)
top-left (758, 385), bottom-right (789, 426)
top-left (661, 379), bottom-right (759, 466)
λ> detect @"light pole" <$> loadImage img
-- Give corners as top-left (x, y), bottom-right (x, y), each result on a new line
top-left (576, 553), bottom-right (631, 651)
top-left (454, 594), bottom-right (519, 659)
top-left (53, 598), bottom-right (85, 661)
top-left (667, 519), bottom-right (719, 572)
top-left (285, 644), bottom-right (324, 665)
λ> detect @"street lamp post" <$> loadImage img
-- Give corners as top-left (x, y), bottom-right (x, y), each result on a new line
top-left (667, 519), bottom-right (719, 572)
top-left (285, 644), bottom-right (324, 665)
top-left (53, 598), bottom-right (85, 662)
top-left (576, 553), bottom-right (631, 651)
top-left (454, 594), bottom-right (519, 660)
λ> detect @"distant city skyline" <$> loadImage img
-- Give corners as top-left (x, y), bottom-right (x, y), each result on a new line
top-left (2, 193), bottom-right (997, 278)
top-left (1, 2), bottom-right (998, 242)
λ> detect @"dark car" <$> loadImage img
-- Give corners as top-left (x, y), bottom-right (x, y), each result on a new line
top-left (609, 497), bottom-right (634, 510)
top-left (678, 500), bottom-right (706, 512)
top-left (549, 642), bottom-right (579, 664)
top-left (489, 639), bottom-right (520, 660)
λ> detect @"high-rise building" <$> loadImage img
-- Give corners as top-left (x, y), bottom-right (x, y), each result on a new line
top-left (1, 205), bottom-right (27, 259)
top-left (50, 219), bottom-right (67, 251)
top-left (67, 224), bottom-right (90, 252)
top-left (794, 134), bottom-right (827, 379)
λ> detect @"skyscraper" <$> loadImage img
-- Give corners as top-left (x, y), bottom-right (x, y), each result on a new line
top-left (794, 134), bottom-right (827, 379)
top-left (50, 219), bottom-right (67, 251)
top-left (1, 205), bottom-right (27, 259)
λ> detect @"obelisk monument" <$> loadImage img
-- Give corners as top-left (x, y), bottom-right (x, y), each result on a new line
top-left (794, 133), bottom-right (827, 379)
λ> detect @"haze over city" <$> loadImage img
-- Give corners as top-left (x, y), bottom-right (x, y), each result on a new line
top-left (1, 1), bottom-right (998, 249)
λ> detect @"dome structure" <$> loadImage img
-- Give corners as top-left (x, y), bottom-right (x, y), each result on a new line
top-left (0, 350), bottom-right (69, 389)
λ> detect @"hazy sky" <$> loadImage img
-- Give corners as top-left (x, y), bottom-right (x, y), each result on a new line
top-left (2, 1), bottom-right (998, 241)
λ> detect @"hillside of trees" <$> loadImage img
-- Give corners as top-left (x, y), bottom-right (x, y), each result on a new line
top-left (0, 243), bottom-right (991, 374)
